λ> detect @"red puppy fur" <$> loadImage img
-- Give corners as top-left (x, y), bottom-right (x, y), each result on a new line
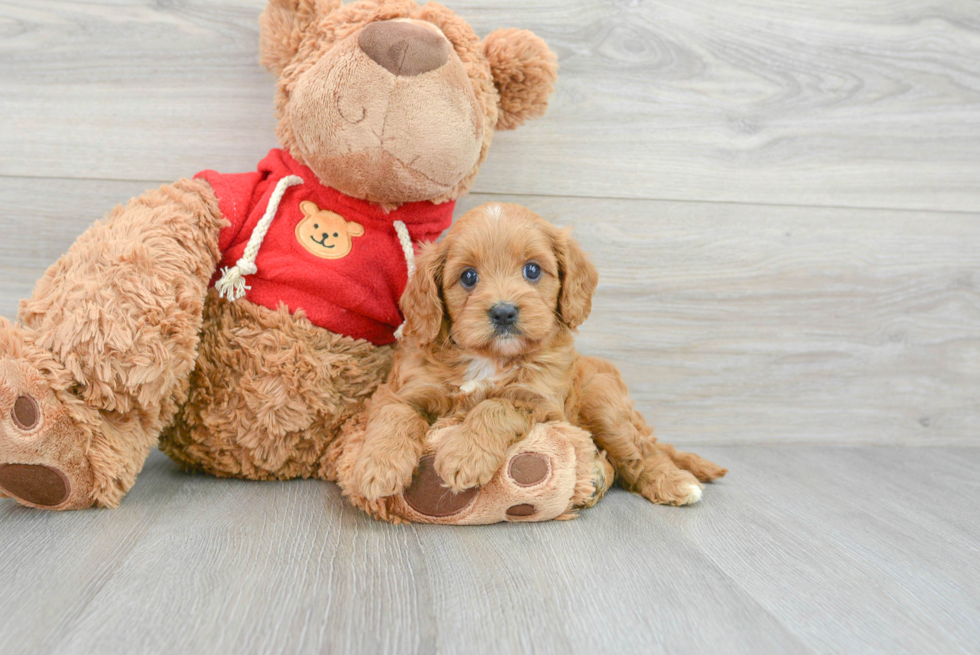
top-left (351, 203), bottom-right (727, 506)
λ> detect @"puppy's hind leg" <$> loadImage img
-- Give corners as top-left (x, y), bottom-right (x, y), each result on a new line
top-left (573, 358), bottom-right (718, 506)
top-left (660, 442), bottom-right (728, 483)
top-left (625, 436), bottom-right (706, 507)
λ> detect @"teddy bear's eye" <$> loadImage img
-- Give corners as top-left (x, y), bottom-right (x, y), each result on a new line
top-left (314, 224), bottom-right (319, 229)
top-left (334, 233), bottom-right (339, 238)
top-left (460, 268), bottom-right (479, 289)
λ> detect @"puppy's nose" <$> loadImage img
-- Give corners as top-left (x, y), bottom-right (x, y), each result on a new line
top-left (489, 303), bottom-right (519, 327)
top-left (358, 20), bottom-right (451, 76)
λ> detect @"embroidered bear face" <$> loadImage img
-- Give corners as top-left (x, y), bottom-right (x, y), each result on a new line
top-left (295, 200), bottom-right (364, 260)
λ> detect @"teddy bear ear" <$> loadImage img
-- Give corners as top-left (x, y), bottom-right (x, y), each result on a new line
top-left (300, 200), bottom-right (319, 217)
top-left (482, 28), bottom-right (559, 131)
top-left (259, 0), bottom-right (342, 75)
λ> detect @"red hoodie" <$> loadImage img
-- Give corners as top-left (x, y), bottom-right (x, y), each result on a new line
top-left (196, 149), bottom-right (454, 345)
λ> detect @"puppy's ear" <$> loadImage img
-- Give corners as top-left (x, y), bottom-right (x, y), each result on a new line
top-left (400, 241), bottom-right (448, 344)
top-left (483, 28), bottom-right (559, 131)
top-left (259, 0), bottom-right (341, 75)
top-left (554, 228), bottom-right (598, 330)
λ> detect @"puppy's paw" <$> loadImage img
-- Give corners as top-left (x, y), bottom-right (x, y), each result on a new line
top-left (433, 426), bottom-right (503, 493)
top-left (672, 450), bottom-right (728, 483)
top-left (354, 466), bottom-right (412, 502)
top-left (638, 469), bottom-right (704, 507)
top-left (352, 438), bottom-right (420, 502)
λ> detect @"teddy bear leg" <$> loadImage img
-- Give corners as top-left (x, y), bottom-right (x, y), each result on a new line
top-left (328, 417), bottom-right (613, 524)
top-left (0, 178), bottom-right (224, 509)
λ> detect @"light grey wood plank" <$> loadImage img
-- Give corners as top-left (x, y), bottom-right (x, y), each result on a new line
top-left (0, 450), bottom-right (187, 652)
top-left (1, 447), bottom-right (978, 654)
top-left (36, 450), bottom-right (810, 655)
top-left (0, 0), bottom-right (279, 182)
top-left (2, 179), bottom-right (977, 446)
top-left (672, 446), bottom-right (980, 655)
top-left (45, 454), bottom-right (433, 654)
top-left (1, 1), bottom-right (979, 211)
top-left (408, 503), bottom-right (810, 655)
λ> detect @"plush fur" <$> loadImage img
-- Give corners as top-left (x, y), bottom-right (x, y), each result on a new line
top-left (264, 0), bottom-right (558, 205)
top-left (1, 179), bottom-right (222, 508)
top-left (330, 415), bottom-right (614, 523)
top-left (160, 289), bottom-right (393, 481)
top-left (0, 0), bottom-right (564, 515)
top-left (344, 203), bottom-right (728, 510)
top-left (483, 28), bottom-right (559, 131)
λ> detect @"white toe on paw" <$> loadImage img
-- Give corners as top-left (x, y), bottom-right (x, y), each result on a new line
top-left (681, 483), bottom-right (703, 505)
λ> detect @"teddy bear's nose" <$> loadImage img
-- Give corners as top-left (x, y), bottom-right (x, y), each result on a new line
top-left (358, 20), bottom-right (451, 76)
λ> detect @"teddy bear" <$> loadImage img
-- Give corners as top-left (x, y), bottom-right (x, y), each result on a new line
top-left (0, 0), bottom-right (611, 523)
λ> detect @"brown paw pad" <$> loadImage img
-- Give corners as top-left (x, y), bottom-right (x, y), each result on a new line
top-left (0, 463), bottom-right (70, 507)
top-left (508, 453), bottom-right (550, 487)
top-left (403, 455), bottom-right (478, 518)
top-left (506, 504), bottom-right (536, 517)
top-left (11, 394), bottom-right (40, 431)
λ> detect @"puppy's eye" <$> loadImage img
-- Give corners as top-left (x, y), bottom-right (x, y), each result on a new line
top-left (314, 224), bottom-right (319, 229)
top-left (460, 268), bottom-right (479, 289)
top-left (333, 233), bottom-right (339, 238)
top-left (523, 262), bottom-right (542, 282)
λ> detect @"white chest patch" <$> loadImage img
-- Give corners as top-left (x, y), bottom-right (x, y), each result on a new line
top-left (459, 357), bottom-right (501, 395)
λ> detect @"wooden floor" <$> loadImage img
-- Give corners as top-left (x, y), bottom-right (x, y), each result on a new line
top-left (0, 447), bottom-right (976, 654)
top-left (1, 1), bottom-right (978, 653)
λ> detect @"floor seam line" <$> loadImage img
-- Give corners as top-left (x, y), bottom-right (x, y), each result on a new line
top-left (0, 174), bottom-right (977, 216)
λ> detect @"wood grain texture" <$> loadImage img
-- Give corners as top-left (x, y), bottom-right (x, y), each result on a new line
top-left (0, 451), bottom-right (187, 653)
top-left (671, 446), bottom-right (980, 655)
top-left (0, 447), bottom-right (978, 654)
top-left (1, 0), bottom-right (979, 211)
top-left (3, 179), bottom-right (976, 446)
top-left (0, 2), bottom-right (977, 653)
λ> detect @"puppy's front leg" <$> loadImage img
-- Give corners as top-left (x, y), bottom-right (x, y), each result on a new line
top-left (353, 386), bottom-right (427, 501)
top-left (434, 399), bottom-right (532, 493)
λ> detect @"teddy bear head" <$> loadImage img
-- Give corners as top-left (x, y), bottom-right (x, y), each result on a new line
top-left (295, 200), bottom-right (364, 259)
top-left (260, 0), bottom-right (558, 206)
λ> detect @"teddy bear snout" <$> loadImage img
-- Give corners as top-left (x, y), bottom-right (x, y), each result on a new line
top-left (358, 20), bottom-right (451, 77)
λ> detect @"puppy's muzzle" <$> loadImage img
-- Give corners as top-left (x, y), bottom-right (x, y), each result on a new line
top-left (489, 303), bottom-right (520, 334)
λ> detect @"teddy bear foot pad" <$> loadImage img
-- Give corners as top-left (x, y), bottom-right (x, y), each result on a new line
top-left (389, 422), bottom-right (584, 525)
top-left (0, 331), bottom-right (96, 510)
top-left (403, 452), bottom-right (553, 520)
top-left (0, 463), bottom-right (71, 507)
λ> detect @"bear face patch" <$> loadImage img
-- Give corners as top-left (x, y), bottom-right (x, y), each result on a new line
top-left (295, 200), bottom-right (364, 259)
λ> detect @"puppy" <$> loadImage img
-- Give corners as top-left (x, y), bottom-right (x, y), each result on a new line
top-left (352, 203), bottom-right (726, 507)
